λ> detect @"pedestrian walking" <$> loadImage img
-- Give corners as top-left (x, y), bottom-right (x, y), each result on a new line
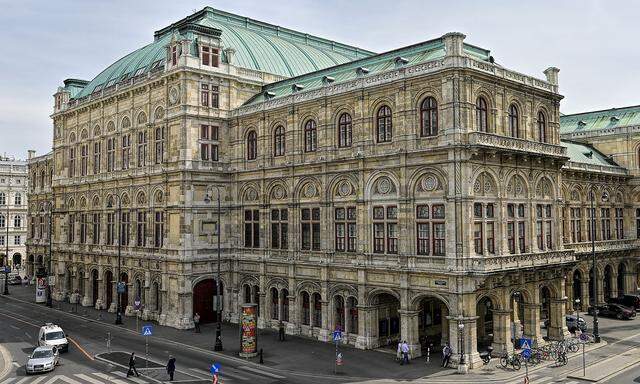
top-left (442, 342), bottom-right (452, 368)
top-left (396, 341), bottom-right (402, 364)
top-left (278, 320), bottom-right (285, 341)
top-left (126, 352), bottom-right (140, 377)
top-left (166, 355), bottom-right (176, 381)
top-left (193, 312), bottom-right (201, 333)
top-left (401, 340), bottom-right (410, 365)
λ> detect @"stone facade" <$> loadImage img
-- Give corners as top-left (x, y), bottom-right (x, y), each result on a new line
top-left (31, 7), bottom-right (640, 370)
top-left (1, 155), bottom-right (28, 271)
top-left (25, 151), bottom-right (53, 278)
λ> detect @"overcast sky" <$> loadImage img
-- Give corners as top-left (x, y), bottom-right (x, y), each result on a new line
top-left (1, 0), bottom-right (638, 159)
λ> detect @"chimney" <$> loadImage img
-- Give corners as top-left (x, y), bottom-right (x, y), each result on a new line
top-left (443, 32), bottom-right (466, 57)
top-left (28, 150), bottom-right (36, 160)
top-left (543, 67), bottom-right (560, 86)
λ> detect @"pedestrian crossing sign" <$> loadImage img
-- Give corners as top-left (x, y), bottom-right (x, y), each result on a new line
top-left (520, 339), bottom-right (532, 350)
top-left (142, 325), bottom-right (153, 336)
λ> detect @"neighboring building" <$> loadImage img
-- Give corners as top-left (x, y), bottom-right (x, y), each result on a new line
top-left (0, 155), bottom-right (29, 271)
top-left (42, 6), bottom-right (639, 369)
top-left (26, 151), bottom-right (54, 277)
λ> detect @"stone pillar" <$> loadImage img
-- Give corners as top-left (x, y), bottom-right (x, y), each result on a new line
top-left (286, 295), bottom-right (299, 335)
top-left (581, 280), bottom-right (590, 309)
top-left (492, 310), bottom-right (513, 354)
top-left (317, 300), bottom-right (330, 342)
top-left (399, 310), bottom-right (421, 358)
top-left (522, 304), bottom-right (543, 346)
top-left (95, 277), bottom-right (104, 310)
top-left (257, 293), bottom-right (267, 328)
top-left (447, 316), bottom-right (481, 371)
top-left (108, 280), bottom-right (117, 313)
top-left (624, 271), bottom-right (635, 294)
top-left (81, 275), bottom-right (92, 307)
top-left (610, 272), bottom-right (619, 299)
top-left (596, 271), bottom-right (605, 305)
top-left (548, 298), bottom-right (570, 340)
top-left (355, 305), bottom-right (375, 349)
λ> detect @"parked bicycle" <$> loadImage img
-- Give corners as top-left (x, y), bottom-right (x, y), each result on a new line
top-left (500, 352), bottom-right (521, 370)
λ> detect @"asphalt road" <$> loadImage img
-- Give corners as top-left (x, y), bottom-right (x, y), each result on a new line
top-left (0, 296), bottom-right (354, 384)
top-left (602, 362), bottom-right (640, 383)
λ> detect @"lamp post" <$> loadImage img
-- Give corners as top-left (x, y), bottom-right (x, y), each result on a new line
top-left (458, 321), bottom-right (465, 368)
top-left (574, 298), bottom-right (581, 333)
top-left (590, 189), bottom-right (607, 343)
top-left (107, 195), bottom-right (123, 325)
top-left (42, 201), bottom-right (54, 307)
top-left (204, 186), bottom-right (223, 351)
top-left (3, 198), bottom-right (9, 295)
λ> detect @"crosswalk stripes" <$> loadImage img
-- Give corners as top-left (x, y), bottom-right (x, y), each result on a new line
top-left (0, 371), bottom-right (155, 384)
top-left (503, 373), bottom-right (583, 384)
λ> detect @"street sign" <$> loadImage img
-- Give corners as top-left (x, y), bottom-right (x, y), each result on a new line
top-left (134, 298), bottom-right (141, 310)
top-left (117, 282), bottom-right (126, 294)
top-left (332, 330), bottom-right (342, 342)
top-left (142, 325), bottom-right (153, 336)
top-left (210, 362), bottom-right (221, 374)
top-left (579, 333), bottom-right (589, 342)
top-left (519, 338), bottom-right (532, 350)
top-left (336, 352), bottom-right (343, 366)
top-left (522, 348), bottom-right (531, 359)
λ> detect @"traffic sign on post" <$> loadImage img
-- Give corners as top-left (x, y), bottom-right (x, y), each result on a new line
top-left (117, 282), bottom-right (126, 294)
top-left (134, 298), bottom-right (142, 310)
top-left (142, 325), bottom-right (153, 336)
top-left (519, 338), bottom-right (532, 350)
top-left (522, 348), bottom-right (531, 359)
top-left (332, 330), bottom-right (342, 342)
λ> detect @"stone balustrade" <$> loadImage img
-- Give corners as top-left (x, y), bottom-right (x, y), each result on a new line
top-left (468, 250), bottom-right (575, 273)
top-left (468, 132), bottom-right (568, 158)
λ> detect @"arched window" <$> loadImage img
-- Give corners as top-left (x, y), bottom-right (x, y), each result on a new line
top-left (420, 97), bottom-right (438, 137)
top-left (508, 104), bottom-right (519, 138)
top-left (40, 170), bottom-right (46, 189)
top-left (338, 113), bottom-right (352, 147)
top-left (537, 111), bottom-right (547, 143)
top-left (0, 214), bottom-right (4, 228)
top-left (304, 120), bottom-right (317, 152)
top-left (247, 130), bottom-right (257, 160)
top-left (476, 97), bottom-right (488, 132)
top-left (376, 105), bottom-right (392, 143)
top-left (273, 126), bottom-right (285, 156)
top-left (14, 193), bottom-right (21, 206)
top-left (14, 215), bottom-right (21, 228)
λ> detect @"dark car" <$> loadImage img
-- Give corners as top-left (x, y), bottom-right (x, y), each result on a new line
top-left (609, 295), bottom-right (640, 311)
top-left (588, 303), bottom-right (636, 319)
top-left (543, 315), bottom-right (588, 333)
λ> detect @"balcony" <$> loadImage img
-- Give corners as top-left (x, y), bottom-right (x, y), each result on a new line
top-left (563, 239), bottom-right (639, 255)
top-left (468, 250), bottom-right (576, 273)
top-left (467, 132), bottom-right (568, 159)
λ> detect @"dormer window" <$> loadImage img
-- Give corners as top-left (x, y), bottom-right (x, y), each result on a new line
top-left (201, 46), bottom-right (219, 67)
top-left (171, 45), bottom-right (181, 66)
top-left (133, 66), bottom-right (146, 78)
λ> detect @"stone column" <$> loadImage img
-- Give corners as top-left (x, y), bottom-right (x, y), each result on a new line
top-left (286, 295), bottom-right (300, 335)
top-left (317, 300), bottom-right (330, 342)
top-left (95, 277), bottom-right (105, 310)
top-left (596, 270), bottom-right (605, 305)
top-left (447, 316), bottom-right (481, 370)
top-left (492, 310), bottom-right (513, 354)
top-left (624, 271), bottom-right (636, 294)
top-left (81, 275), bottom-right (92, 307)
top-left (355, 305), bottom-right (375, 349)
top-left (399, 309), bottom-right (421, 358)
top-left (581, 280), bottom-right (590, 309)
top-left (522, 303), bottom-right (543, 346)
top-left (257, 292), bottom-right (267, 328)
top-left (548, 298), bottom-right (570, 340)
top-left (610, 272), bottom-right (619, 299)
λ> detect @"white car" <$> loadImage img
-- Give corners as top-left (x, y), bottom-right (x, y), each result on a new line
top-left (38, 323), bottom-right (69, 352)
top-left (26, 346), bottom-right (59, 374)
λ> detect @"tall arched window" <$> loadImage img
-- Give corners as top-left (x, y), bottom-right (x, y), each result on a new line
top-left (338, 113), bottom-right (352, 147)
top-left (247, 130), bottom-right (257, 160)
top-left (40, 170), bottom-right (46, 189)
top-left (14, 215), bottom-right (21, 228)
top-left (376, 106), bottom-right (392, 143)
top-left (420, 97), bottom-right (438, 137)
top-left (476, 97), bottom-right (488, 132)
top-left (14, 193), bottom-right (21, 206)
top-left (273, 125), bottom-right (285, 156)
top-left (304, 120), bottom-right (317, 152)
top-left (508, 104), bottom-right (519, 138)
top-left (537, 111), bottom-right (547, 143)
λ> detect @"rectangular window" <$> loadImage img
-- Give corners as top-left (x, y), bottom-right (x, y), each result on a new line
top-left (416, 204), bottom-right (445, 256)
top-left (93, 142), bottom-right (101, 174)
top-left (80, 145), bottom-right (88, 176)
top-left (507, 204), bottom-right (515, 254)
top-left (301, 208), bottom-right (321, 251)
top-left (69, 147), bottom-right (76, 177)
top-left (244, 209), bottom-right (260, 248)
top-left (201, 46), bottom-right (220, 67)
top-left (211, 86), bottom-right (219, 108)
top-left (137, 131), bottom-right (147, 167)
top-left (335, 207), bottom-right (356, 252)
top-left (171, 45), bottom-right (178, 66)
top-left (601, 208), bottom-right (611, 240)
top-left (121, 134), bottom-right (131, 170)
top-left (536, 204), bottom-right (544, 250)
top-left (79, 213), bottom-right (87, 244)
top-left (137, 211), bottom-right (146, 247)
top-left (201, 46), bottom-right (210, 66)
top-left (107, 213), bottom-right (115, 245)
top-left (14, 235), bottom-right (20, 245)
top-left (68, 214), bottom-right (75, 243)
top-left (120, 212), bottom-right (130, 246)
top-left (92, 213), bottom-right (100, 245)
top-left (373, 205), bottom-right (398, 254)
top-left (201, 84), bottom-right (209, 106)
top-left (271, 209), bottom-right (288, 249)
top-left (154, 127), bottom-right (165, 164)
top-left (570, 207), bottom-right (582, 243)
top-left (0, 236), bottom-right (3, 246)
top-left (154, 211), bottom-right (164, 248)
top-left (416, 205), bottom-right (430, 255)
top-left (200, 125), bottom-right (219, 162)
top-left (586, 207), bottom-right (596, 241)
top-left (615, 207), bottom-right (624, 240)
top-left (107, 138), bottom-right (116, 171)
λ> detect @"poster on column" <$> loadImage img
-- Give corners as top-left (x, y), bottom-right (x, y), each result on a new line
top-left (35, 278), bottom-right (46, 303)
top-left (239, 304), bottom-right (258, 357)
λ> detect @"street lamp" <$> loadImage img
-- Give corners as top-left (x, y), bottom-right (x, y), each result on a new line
top-left (574, 298), bottom-right (581, 334)
top-left (458, 321), bottom-right (465, 367)
top-left (204, 186), bottom-right (223, 352)
top-left (3, 199), bottom-right (9, 295)
top-left (41, 201), bottom-right (54, 307)
top-left (107, 195), bottom-right (123, 325)
top-left (590, 189), bottom-right (607, 343)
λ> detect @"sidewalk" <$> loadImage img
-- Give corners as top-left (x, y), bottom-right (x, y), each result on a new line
top-left (2, 285), bottom-right (610, 383)
top-left (567, 346), bottom-right (640, 382)
top-left (0, 343), bottom-right (11, 380)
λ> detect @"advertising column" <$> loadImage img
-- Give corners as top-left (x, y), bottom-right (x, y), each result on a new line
top-left (239, 304), bottom-right (258, 357)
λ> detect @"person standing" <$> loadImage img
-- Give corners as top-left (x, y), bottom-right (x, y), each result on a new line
top-left (442, 342), bottom-right (452, 368)
top-left (401, 340), bottom-right (410, 365)
top-left (278, 320), bottom-right (285, 341)
top-left (397, 341), bottom-right (403, 364)
top-left (193, 313), bottom-right (201, 333)
top-left (166, 355), bottom-right (176, 381)
top-left (127, 352), bottom-right (140, 377)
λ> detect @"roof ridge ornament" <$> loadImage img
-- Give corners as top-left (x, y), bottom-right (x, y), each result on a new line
top-left (394, 56), bottom-right (409, 66)
top-left (264, 91), bottom-right (276, 99)
top-left (322, 76), bottom-right (335, 85)
top-left (356, 67), bottom-right (370, 76)
top-left (292, 84), bottom-right (305, 92)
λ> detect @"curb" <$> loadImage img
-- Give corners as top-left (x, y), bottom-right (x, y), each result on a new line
top-left (94, 355), bottom-right (163, 384)
top-left (0, 343), bottom-right (12, 380)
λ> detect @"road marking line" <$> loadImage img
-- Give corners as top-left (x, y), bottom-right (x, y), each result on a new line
top-left (74, 374), bottom-right (107, 384)
top-left (28, 377), bottom-right (47, 384)
top-left (113, 370), bottom-right (148, 383)
top-left (43, 375), bottom-right (82, 384)
top-left (15, 378), bottom-right (31, 384)
top-left (68, 337), bottom-right (94, 361)
top-left (9, 325), bottom-right (19, 331)
top-left (92, 372), bottom-right (133, 384)
top-left (0, 378), bottom-right (15, 384)
top-left (11, 363), bottom-right (19, 367)
top-left (238, 365), bottom-right (285, 379)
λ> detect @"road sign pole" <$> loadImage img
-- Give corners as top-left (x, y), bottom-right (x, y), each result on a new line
top-left (582, 342), bottom-right (585, 376)
top-left (145, 335), bottom-right (149, 370)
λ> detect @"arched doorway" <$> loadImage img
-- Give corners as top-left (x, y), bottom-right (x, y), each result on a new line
top-left (91, 270), bottom-right (99, 306)
top-left (370, 292), bottom-right (400, 347)
top-left (243, 284), bottom-right (251, 304)
top-left (604, 265), bottom-right (613, 300)
top-left (270, 288), bottom-right (279, 320)
top-left (12, 253), bottom-right (21, 268)
top-left (27, 255), bottom-right (34, 276)
top-left (477, 297), bottom-right (494, 351)
top-left (77, 270), bottom-right (84, 298)
top-left (312, 292), bottom-right (322, 327)
top-left (618, 263), bottom-right (626, 296)
top-left (192, 278), bottom-right (222, 323)
top-left (348, 297), bottom-right (358, 334)
top-left (281, 289), bottom-right (289, 322)
top-left (540, 286), bottom-right (552, 339)
top-left (104, 271), bottom-right (113, 308)
top-left (120, 273), bottom-right (129, 309)
top-left (417, 296), bottom-right (448, 352)
top-left (301, 292), bottom-right (311, 325)
top-left (573, 271), bottom-right (583, 309)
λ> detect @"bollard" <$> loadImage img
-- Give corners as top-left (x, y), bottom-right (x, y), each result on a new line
top-left (259, 348), bottom-right (264, 364)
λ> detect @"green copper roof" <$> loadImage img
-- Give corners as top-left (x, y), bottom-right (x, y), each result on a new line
top-left (560, 105), bottom-right (640, 134)
top-left (242, 39), bottom-right (491, 106)
top-left (72, 7), bottom-right (374, 100)
top-left (561, 140), bottom-right (618, 167)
